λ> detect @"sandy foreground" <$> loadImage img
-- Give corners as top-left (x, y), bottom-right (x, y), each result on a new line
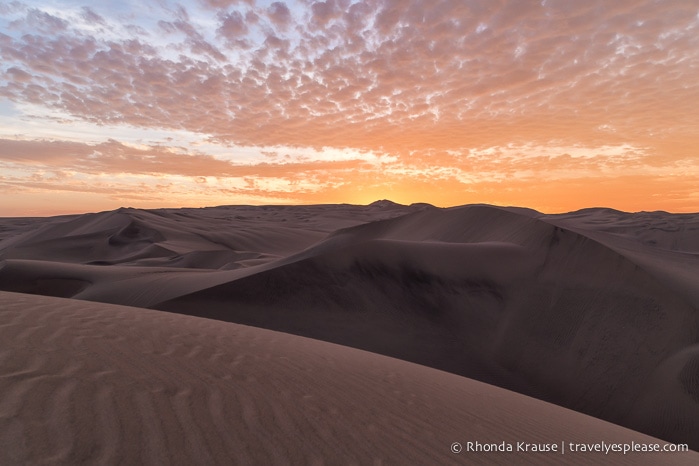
top-left (1, 290), bottom-right (696, 465)
top-left (1, 202), bottom-right (698, 460)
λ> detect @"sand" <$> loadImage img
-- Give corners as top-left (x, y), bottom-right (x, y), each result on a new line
top-left (1, 291), bottom-right (696, 465)
top-left (1, 201), bottom-right (698, 457)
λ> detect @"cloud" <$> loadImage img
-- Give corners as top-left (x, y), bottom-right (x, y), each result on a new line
top-left (0, 137), bottom-right (377, 179)
top-left (267, 2), bottom-right (292, 28)
top-left (4, 67), bottom-right (32, 83)
top-left (217, 10), bottom-right (248, 39)
top-left (199, 0), bottom-right (254, 9)
top-left (310, 0), bottom-right (341, 27)
top-left (0, 0), bottom-right (698, 212)
top-left (80, 7), bottom-right (105, 25)
top-left (13, 8), bottom-right (69, 33)
top-left (2, 0), bottom-right (697, 154)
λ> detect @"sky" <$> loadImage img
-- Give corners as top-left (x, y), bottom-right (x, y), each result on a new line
top-left (1, 0), bottom-right (698, 216)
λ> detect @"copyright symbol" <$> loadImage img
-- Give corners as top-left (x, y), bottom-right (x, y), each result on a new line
top-left (451, 442), bottom-right (462, 454)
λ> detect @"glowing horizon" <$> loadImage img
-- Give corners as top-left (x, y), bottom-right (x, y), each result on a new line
top-left (1, 0), bottom-right (698, 216)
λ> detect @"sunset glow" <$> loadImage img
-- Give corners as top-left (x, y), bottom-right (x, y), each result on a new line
top-left (1, 0), bottom-right (698, 215)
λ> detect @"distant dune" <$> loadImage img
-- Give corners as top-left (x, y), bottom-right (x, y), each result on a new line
top-left (1, 291), bottom-right (697, 465)
top-left (1, 202), bottom-right (698, 455)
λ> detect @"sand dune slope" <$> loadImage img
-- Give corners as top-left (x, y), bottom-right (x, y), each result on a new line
top-left (1, 291), bottom-right (695, 465)
top-left (156, 206), bottom-right (699, 447)
top-left (541, 208), bottom-right (699, 308)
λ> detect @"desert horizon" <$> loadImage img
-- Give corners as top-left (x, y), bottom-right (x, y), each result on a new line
top-left (1, 200), bottom-right (698, 464)
top-left (4, 199), bottom-right (699, 219)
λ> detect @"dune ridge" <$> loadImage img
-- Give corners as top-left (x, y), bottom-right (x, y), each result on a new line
top-left (0, 202), bottom-right (698, 451)
top-left (1, 291), bottom-right (697, 465)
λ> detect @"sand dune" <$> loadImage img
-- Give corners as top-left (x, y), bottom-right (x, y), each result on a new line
top-left (1, 291), bottom-right (696, 465)
top-left (1, 202), bottom-right (698, 452)
top-left (0, 204), bottom-right (415, 266)
top-left (154, 205), bottom-right (699, 447)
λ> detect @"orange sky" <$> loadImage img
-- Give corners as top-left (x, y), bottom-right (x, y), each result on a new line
top-left (1, 0), bottom-right (698, 216)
